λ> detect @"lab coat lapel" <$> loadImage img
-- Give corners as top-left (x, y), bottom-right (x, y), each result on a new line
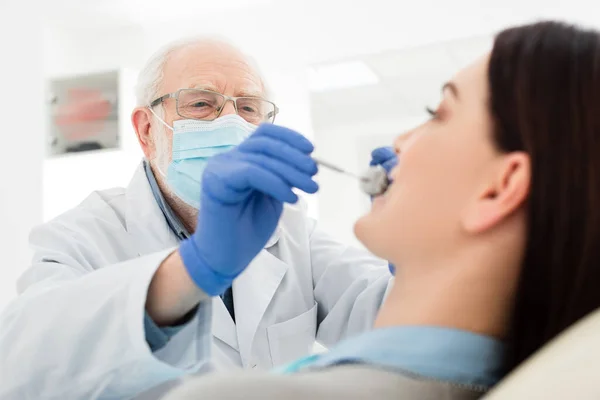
top-left (211, 297), bottom-right (239, 350)
top-left (234, 232), bottom-right (287, 366)
top-left (125, 162), bottom-right (179, 256)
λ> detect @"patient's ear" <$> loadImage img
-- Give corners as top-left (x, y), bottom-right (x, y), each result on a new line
top-left (462, 152), bottom-right (530, 233)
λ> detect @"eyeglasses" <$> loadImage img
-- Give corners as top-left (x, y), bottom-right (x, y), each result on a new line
top-left (149, 88), bottom-right (279, 124)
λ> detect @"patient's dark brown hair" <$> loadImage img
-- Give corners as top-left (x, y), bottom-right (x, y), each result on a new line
top-left (489, 21), bottom-right (600, 370)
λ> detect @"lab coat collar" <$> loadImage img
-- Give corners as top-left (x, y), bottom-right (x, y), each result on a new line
top-left (125, 163), bottom-right (179, 256)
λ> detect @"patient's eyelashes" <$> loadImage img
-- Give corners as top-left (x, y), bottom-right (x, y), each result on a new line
top-left (426, 107), bottom-right (439, 120)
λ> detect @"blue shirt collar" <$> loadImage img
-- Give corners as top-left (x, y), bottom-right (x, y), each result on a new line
top-left (143, 160), bottom-right (189, 241)
top-left (281, 326), bottom-right (505, 389)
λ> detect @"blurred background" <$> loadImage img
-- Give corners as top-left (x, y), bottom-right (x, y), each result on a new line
top-left (0, 0), bottom-right (596, 309)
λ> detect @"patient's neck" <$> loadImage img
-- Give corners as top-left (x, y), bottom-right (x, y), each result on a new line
top-left (375, 243), bottom-right (521, 339)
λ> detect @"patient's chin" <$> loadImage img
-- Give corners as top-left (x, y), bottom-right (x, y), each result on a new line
top-left (353, 216), bottom-right (367, 241)
top-left (354, 214), bottom-right (377, 250)
top-left (354, 211), bottom-right (397, 260)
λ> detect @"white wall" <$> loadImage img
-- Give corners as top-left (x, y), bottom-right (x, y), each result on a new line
top-left (0, 5), bottom-right (45, 309)
top-left (42, 26), bottom-right (147, 221)
top-left (42, 68), bottom-right (143, 220)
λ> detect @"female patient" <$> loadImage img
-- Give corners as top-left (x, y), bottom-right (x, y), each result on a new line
top-left (164, 20), bottom-right (600, 400)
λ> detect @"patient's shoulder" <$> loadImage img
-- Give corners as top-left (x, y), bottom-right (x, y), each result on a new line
top-left (163, 365), bottom-right (487, 400)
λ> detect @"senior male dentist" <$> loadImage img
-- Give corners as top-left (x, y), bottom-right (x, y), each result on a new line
top-left (0, 38), bottom-right (398, 399)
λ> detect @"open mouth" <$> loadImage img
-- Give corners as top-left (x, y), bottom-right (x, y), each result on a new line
top-left (371, 181), bottom-right (396, 210)
top-left (372, 194), bottom-right (387, 210)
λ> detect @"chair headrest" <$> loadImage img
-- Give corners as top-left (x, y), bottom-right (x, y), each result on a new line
top-left (484, 308), bottom-right (600, 399)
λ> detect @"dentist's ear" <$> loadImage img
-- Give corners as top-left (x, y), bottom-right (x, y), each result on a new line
top-left (131, 107), bottom-right (168, 160)
top-left (462, 152), bottom-right (530, 233)
top-left (132, 107), bottom-right (158, 160)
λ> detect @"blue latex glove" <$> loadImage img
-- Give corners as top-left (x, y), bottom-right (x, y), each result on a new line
top-left (369, 146), bottom-right (398, 275)
top-left (179, 124), bottom-right (319, 296)
top-left (370, 146), bottom-right (397, 174)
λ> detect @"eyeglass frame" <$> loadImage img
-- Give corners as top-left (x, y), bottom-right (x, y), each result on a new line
top-left (148, 88), bottom-right (279, 123)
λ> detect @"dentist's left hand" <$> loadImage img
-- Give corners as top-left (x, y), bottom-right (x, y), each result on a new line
top-left (370, 146), bottom-right (397, 174)
top-left (179, 124), bottom-right (319, 296)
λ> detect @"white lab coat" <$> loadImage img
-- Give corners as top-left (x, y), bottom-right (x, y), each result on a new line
top-left (0, 163), bottom-right (391, 400)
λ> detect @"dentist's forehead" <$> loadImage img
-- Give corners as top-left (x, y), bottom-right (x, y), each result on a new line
top-left (161, 42), bottom-right (265, 97)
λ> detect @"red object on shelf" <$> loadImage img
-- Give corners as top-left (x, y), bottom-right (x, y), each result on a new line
top-left (54, 88), bottom-right (112, 140)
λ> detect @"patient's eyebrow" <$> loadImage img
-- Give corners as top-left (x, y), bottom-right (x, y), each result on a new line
top-left (442, 82), bottom-right (459, 100)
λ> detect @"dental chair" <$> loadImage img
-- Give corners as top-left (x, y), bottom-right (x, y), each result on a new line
top-left (157, 311), bottom-right (600, 400)
top-left (483, 308), bottom-right (600, 399)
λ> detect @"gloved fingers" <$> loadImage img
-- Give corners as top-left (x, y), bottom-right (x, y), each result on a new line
top-left (204, 161), bottom-right (299, 204)
top-left (370, 146), bottom-right (396, 166)
top-left (388, 263), bottom-right (396, 275)
top-left (238, 136), bottom-right (318, 175)
top-left (251, 124), bottom-right (314, 155)
top-left (239, 153), bottom-right (319, 195)
top-left (241, 164), bottom-right (300, 204)
top-left (382, 158), bottom-right (398, 174)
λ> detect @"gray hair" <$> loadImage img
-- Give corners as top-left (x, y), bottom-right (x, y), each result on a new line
top-left (134, 36), bottom-right (269, 108)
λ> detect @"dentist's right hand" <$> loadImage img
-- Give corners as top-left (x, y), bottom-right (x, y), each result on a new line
top-left (178, 124), bottom-right (319, 296)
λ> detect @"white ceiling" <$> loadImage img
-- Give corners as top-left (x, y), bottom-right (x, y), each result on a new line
top-left (43, 0), bottom-right (598, 33)
top-left (310, 35), bottom-right (493, 129)
top-left (43, 0), bottom-right (277, 28)
top-left (41, 0), bottom-right (600, 130)
top-left (42, 0), bottom-right (600, 65)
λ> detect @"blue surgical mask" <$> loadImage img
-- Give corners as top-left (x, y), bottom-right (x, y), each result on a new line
top-left (151, 112), bottom-right (257, 208)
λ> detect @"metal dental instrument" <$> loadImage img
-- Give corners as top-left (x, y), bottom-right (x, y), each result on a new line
top-left (313, 157), bottom-right (366, 181)
top-left (313, 157), bottom-right (390, 196)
